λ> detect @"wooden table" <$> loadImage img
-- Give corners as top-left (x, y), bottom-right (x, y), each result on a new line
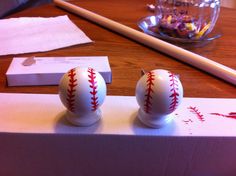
top-left (0, 0), bottom-right (235, 98)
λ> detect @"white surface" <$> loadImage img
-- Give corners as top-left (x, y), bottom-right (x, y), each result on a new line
top-left (0, 93), bottom-right (236, 136)
top-left (1, 93), bottom-right (236, 176)
top-left (6, 56), bottom-right (112, 85)
top-left (0, 15), bottom-right (92, 55)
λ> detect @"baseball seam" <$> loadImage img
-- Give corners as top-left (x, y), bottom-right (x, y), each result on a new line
top-left (144, 71), bottom-right (155, 113)
top-left (88, 68), bottom-right (99, 111)
top-left (66, 68), bottom-right (77, 112)
top-left (168, 72), bottom-right (179, 112)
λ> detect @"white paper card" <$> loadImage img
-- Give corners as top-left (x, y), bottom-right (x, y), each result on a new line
top-left (0, 93), bottom-right (235, 136)
top-left (6, 56), bottom-right (112, 86)
top-left (0, 15), bottom-right (92, 55)
top-left (0, 93), bottom-right (236, 176)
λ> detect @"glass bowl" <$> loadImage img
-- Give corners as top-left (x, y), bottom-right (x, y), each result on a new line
top-left (138, 0), bottom-right (221, 43)
top-left (138, 15), bottom-right (221, 44)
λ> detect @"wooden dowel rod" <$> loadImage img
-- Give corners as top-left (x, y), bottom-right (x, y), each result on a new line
top-left (54, 0), bottom-right (236, 86)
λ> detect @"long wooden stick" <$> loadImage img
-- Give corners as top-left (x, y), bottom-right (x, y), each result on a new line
top-left (54, 0), bottom-right (236, 86)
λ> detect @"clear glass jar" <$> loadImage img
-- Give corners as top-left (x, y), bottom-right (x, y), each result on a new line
top-left (154, 0), bottom-right (220, 40)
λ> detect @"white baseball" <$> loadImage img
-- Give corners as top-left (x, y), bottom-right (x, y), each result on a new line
top-left (135, 69), bottom-right (183, 128)
top-left (59, 67), bottom-right (106, 126)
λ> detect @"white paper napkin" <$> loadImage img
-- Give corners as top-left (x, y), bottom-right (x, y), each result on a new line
top-left (0, 15), bottom-right (92, 55)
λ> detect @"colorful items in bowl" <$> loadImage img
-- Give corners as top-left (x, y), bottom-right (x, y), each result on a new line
top-left (140, 0), bottom-right (220, 42)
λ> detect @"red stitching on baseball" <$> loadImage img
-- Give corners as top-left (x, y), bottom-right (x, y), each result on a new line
top-left (144, 71), bottom-right (155, 113)
top-left (188, 106), bottom-right (205, 122)
top-left (88, 68), bottom-right (99, 111)
top-left (66, 68), bottom-right (77, 112)
top-left (168, 72), bottom-right (180, 111)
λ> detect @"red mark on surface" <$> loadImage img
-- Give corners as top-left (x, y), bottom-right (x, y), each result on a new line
top-left (88, 68), bottom-right (99, 111)
top-left (188, 106), bottom-right (205, 122)
top-left (168, 72), bottom-right (180, 112)
top-left (67, 68), bottom-right (77, 112)
top-left (210, 112), bottom-right (236, 119)
top-left (188, 129), bottom-right (193, 135)
top-left (144, 71), bottom-right (155, 113)
top-left (183, 118), bottom-right (193, 124)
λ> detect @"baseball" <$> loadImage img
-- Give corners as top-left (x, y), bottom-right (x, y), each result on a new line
top-left (135, 69), bottom-right (183, 128)
top-left (59, 67), bottom-right (107, 126)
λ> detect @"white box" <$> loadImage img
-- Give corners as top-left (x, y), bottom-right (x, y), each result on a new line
top-left (6, 56), bottom-right (112, 86)
top-left (0, 93), bottom-right (236, 176)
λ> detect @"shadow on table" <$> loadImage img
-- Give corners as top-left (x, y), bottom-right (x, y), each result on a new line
top-left (53, 110), bottom-right (102, 134)
top-left (131, 111), bottom-right (177, 136)
top-left (1, 0), bottom-right (52, 18)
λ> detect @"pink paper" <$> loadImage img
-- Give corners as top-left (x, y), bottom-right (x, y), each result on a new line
top-left (0, 15), bottom-right (92, 55)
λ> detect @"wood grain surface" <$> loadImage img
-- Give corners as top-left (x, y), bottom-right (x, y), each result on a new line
top-left (0, 0), bottom-right (235, 98)
top-left (221, 0), bottom-right (236, 9)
